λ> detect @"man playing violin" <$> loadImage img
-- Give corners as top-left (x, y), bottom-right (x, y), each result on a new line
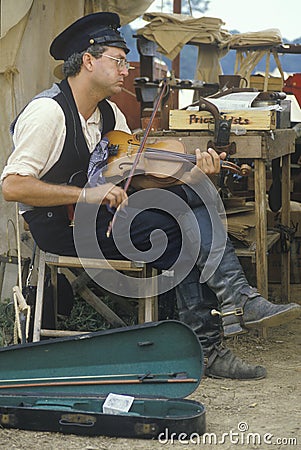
top-left (2, 12), bottom-right (300, 380)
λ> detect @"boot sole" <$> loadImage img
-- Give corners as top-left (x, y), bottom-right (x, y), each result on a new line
top-left (223, 327), bottom-right (249, 338)
top-left (205, 371), bottom-right (266, 381)
top-left (245, 306), bottom-right (301, 329)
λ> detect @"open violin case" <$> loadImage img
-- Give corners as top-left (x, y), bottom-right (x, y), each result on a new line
top-left (0, 320), bottom-right (206, 439)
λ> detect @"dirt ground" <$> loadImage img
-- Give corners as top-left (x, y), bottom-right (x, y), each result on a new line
top-left (0, 318), bottom-right (300, 450)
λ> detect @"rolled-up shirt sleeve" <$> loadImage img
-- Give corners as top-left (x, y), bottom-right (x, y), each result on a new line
top-left (1, 98), bottom-right (66, 182)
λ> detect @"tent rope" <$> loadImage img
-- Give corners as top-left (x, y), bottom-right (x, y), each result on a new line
top-left (4, 66), bottom-right (19, 119)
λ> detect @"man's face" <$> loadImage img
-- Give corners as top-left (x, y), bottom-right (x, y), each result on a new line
top-left (89, 47), bottom-right (130, 96)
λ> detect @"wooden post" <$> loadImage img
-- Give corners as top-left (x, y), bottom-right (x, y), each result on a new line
top-left (171, 0), bottom-right (181, 110)
top-left (281, 154), bottom-right (291, 302)
top-left (33, 249), bottom-right (46, 342)
top-left (254, 159), bottom-right (268, 299)
top-left (264, 50), bottom-right (271, 91)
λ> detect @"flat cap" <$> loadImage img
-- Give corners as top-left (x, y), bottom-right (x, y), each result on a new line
top-left (50, 12), bottom-right (129, 60)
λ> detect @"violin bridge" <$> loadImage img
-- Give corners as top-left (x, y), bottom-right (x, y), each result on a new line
top-left (127, 144), bottom-right (134, 158)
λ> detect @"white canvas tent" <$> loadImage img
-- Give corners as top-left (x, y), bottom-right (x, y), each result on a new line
top-left (0, 0), bottom-right (153, 256)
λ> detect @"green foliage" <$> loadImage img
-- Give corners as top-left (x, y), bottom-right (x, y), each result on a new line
top-left (0, 293), bottom-right (139, 347)
top-left (160, 0), bottom-right (209, 14)
top-left (57, 294), bottom-right (137, 333)
top-left (186, 0), bottom-right (210, 14)
top-left (57, 295), bottom-right (109, 332)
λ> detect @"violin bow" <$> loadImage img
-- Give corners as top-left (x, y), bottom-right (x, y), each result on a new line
top-left (106, 78), bottom-right (169, 237)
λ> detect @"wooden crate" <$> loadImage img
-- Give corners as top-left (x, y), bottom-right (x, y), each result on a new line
top-left (169, 109), bottom-right (276, 131)
top-left (249, 75), bottom-right (283, 92)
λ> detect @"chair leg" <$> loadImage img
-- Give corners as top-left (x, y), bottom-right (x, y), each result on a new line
top-left (32, 250), bottom-right (46, 342)
top-left (138, 265), bottom-right (158, 323)
top-left (50, 265), bottom-right (58, 329)
top-left (32, 250), bottom-right (158, 338)
top-left (151, 267), bottom-right (158, 322)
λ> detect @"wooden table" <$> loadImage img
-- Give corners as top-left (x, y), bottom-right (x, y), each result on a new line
top-left (147, 129), bottom-right (295, 302)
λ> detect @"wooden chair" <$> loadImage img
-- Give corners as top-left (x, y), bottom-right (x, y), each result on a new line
top-left (32, 250), bottom-right (158, 342)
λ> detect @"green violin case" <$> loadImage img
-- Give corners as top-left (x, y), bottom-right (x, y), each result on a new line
top-left (0, 320), bottom-right (206, 439)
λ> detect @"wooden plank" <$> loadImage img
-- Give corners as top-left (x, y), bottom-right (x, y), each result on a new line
top-left (263, 129), bottom-right (296, 159)
top-left (45, 254), bottom-right (144, 271)
top-left (250, 75), bottom-right (283, 91)
top-left (148, 134), bottom-right (264, 158)
top-left (169, 109), bottom-right (276, 131)
top-left (40, 329), bottom-right (90, 337)
top-left (148, 129), bottom-right (295, 159)
top-left (235, 231), bottom-right (280, 258)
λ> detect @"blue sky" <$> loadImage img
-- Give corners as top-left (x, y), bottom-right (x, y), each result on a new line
top-left (135, 0), bottom-right (301, 41)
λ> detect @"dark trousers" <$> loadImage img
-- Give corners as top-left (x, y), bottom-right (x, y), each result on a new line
top-left (24, 190), bottom-right (233, 353)
top-left (24, 203), bottom-right (185, 269)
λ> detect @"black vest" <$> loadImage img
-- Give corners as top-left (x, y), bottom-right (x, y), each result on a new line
top-left (41, 79), bottom-right (115, 187)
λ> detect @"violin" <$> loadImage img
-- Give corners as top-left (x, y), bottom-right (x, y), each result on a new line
top-left (104, 130), bottom-right (250, 189)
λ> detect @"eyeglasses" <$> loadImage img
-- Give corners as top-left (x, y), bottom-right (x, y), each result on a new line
top-left (102, 54), bottom-right (131, 70)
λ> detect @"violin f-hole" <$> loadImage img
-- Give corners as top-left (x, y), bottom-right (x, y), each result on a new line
top-left (108, 144), bottom-right (119, 156)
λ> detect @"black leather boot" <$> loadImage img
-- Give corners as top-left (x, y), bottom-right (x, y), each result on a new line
top-left (205, 343), bottom-right (266, 380)
top-left (175, 268), bottom-right (267, 380)
top-left (176, 269), bottom-right (221, 352)
top-left (180, 202), bottom-right (301, 338)
top-left (201, 236), bottom-right (301, 337)
top-left (221, 285), bottom-right (301, 337)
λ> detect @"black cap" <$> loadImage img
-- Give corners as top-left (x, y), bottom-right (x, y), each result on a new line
top-left (50, 12), bottom-right (129, 61)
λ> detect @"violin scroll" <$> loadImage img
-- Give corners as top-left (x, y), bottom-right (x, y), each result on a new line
top-left (221, 161), bottom-right (250, 176)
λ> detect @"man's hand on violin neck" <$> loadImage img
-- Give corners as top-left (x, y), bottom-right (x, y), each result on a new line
top-left (195, 148), bottom-right (227, 175)
top-left (85, 183), bottom-right (128, 208)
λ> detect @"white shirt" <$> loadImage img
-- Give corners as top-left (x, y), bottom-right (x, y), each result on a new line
top-left (1, 97), bottom-right (131, 182)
